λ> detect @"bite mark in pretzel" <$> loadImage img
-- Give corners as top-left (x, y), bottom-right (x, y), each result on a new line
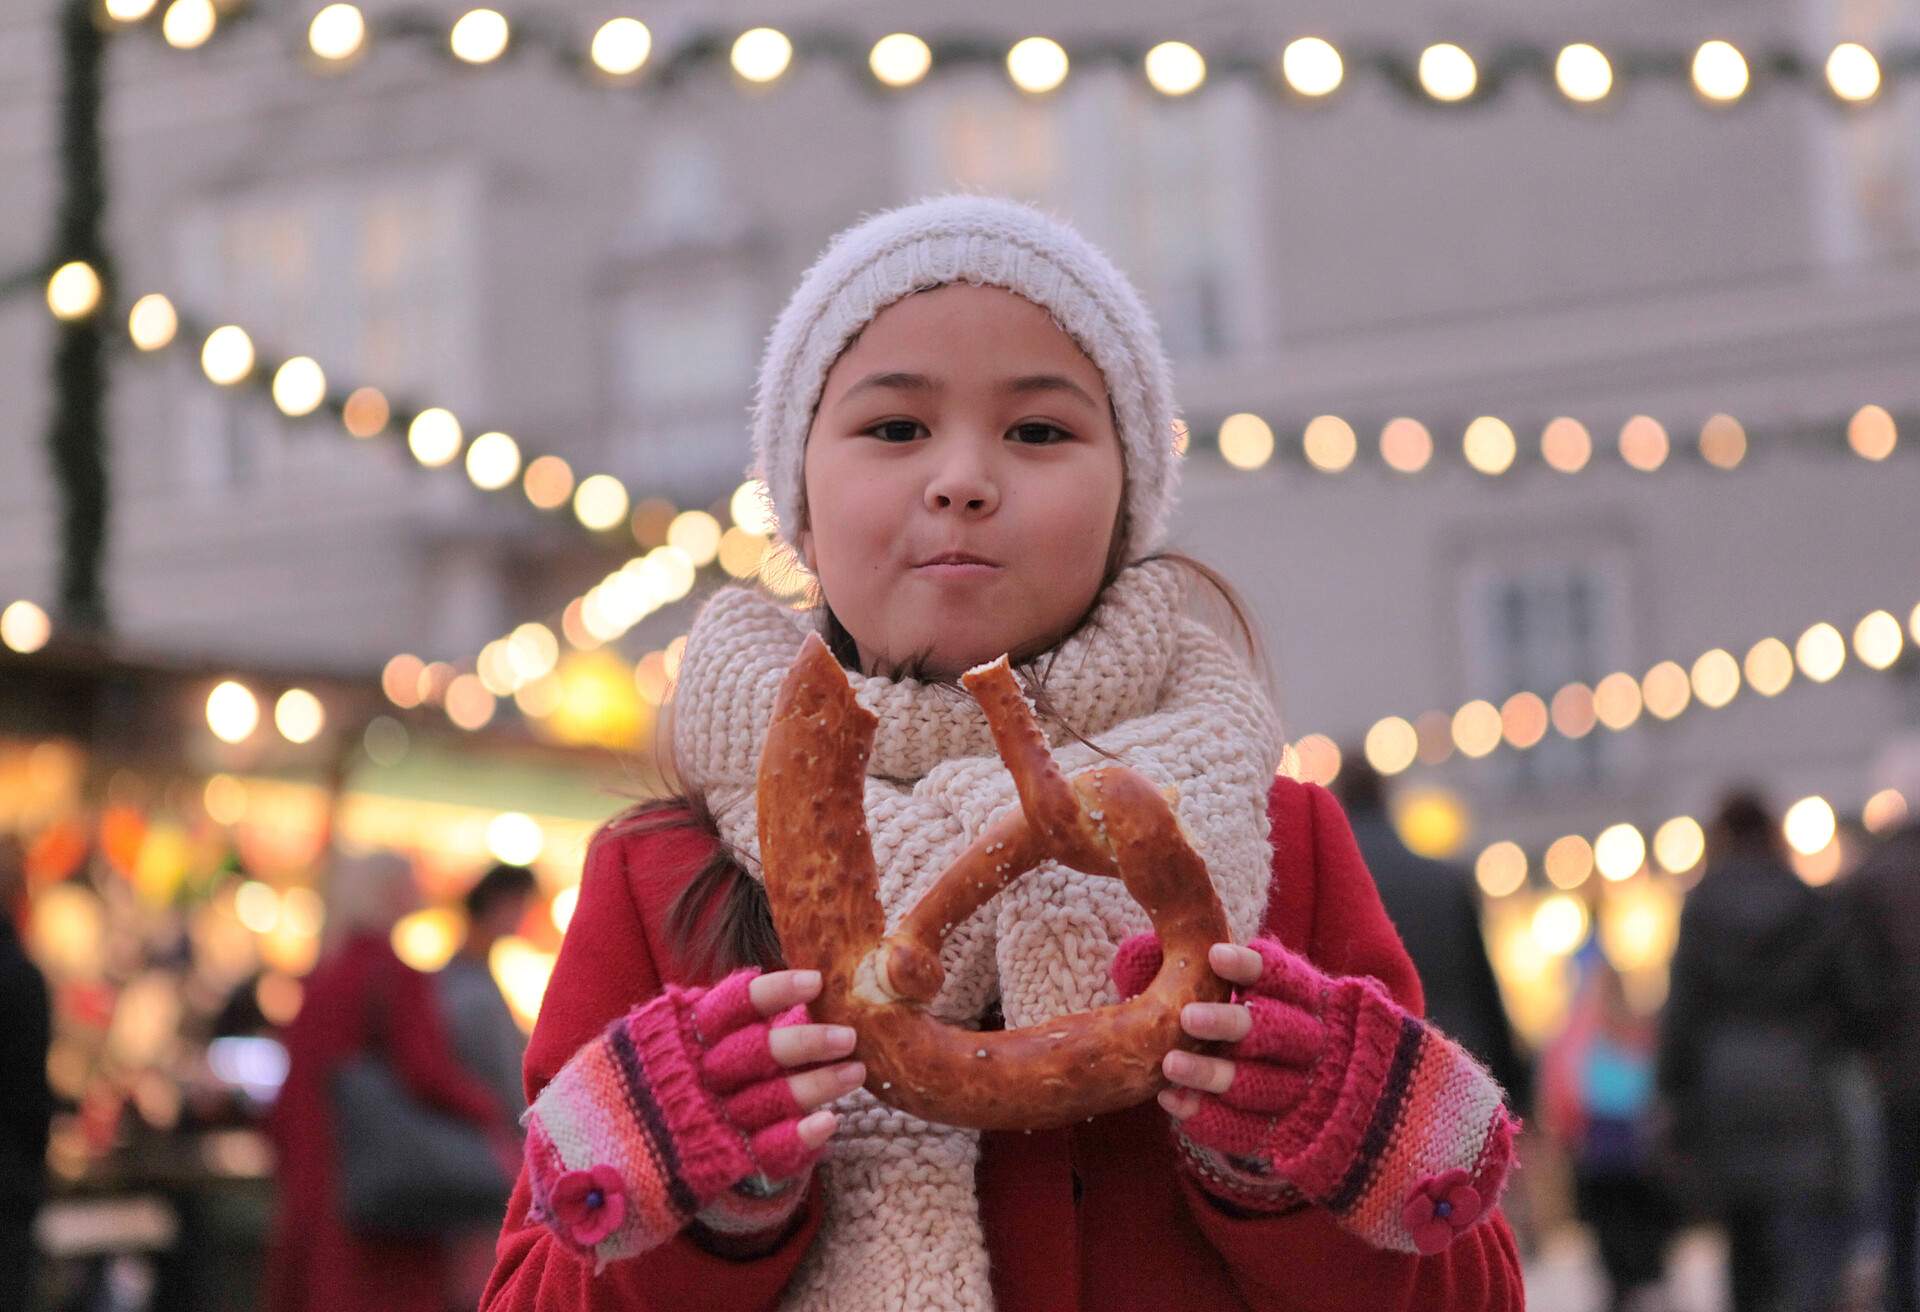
top-left (757, 632), bottom-right (1232, 1131)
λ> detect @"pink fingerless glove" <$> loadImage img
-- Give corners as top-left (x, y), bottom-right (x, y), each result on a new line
top-left (1113, 934), bottom-right (1517, 1255)
top-left (522, 969), bottom-right (826, 1272)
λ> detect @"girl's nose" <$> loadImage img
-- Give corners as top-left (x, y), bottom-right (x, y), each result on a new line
top-left (923, 444), bottom-right (1000, 516)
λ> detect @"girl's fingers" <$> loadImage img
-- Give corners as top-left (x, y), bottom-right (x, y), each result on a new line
top-left (725, 1076), bottom-right (803, 1131)
top-left (1233, 996), bottom-right (1323, 1066)
top-left (1163, 1048), bottom-right (1236, 1095)
top-left (748, 968), bottom-right (822, 1017)
top-left (1180, 1001), bottom-right (1252, 1043)
top-left (768, 1023), bottom-right (857, 1069)
top-left (1157, 1087), bottom-right (1202, 1121)
top-left (1208, 942), bottom-right (1264, 987)
top-left (786, 1060), bottom-right (866, 1111)
top-left (795, 1109), bottom-right (839, 1152)
top-left (752, 1120), bottom-right (819, 1179)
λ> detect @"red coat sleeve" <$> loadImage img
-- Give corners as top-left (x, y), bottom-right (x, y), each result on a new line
top-left (480, 819), bottom-right (824, 1312)
top-left (1183, 779), bottom-right (1525, 1311)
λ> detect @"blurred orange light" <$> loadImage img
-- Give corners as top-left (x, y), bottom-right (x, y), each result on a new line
top-left (1618, 415), bottom-right (1670, 471)
top-left (1380, 419), bottom-right (1433, 473)
top-left (1699, 413), bottom-right (1747, 469)
top-left (1499, 692), bottom-right (1549, 750)
top-left (524, 455), bottom-right (576, 511)
top-left (1541, 417), bottom-right (1592, 473)
top-left (1550, 683), bottom-right (1596, 738)
top-left (342, 387), bottom-right (389, 439)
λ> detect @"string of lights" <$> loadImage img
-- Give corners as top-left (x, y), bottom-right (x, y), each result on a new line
top-left (39, 275), bottom-right (752, 566)
top-left (1193, 408), bottom-right (1904, 474)
top-left (1268, 599), bottom-right (1920, 786)
top-left (100, 1), bottom-right (1920, 113)
top-left (372, 476), bottom-right (808, 738)
top-left (1465, 779), bottom-right (1908, 909)
top-left (38, 267), bottom-right (1909, 505)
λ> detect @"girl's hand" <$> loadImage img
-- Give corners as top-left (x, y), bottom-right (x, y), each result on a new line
top-left (522, 965), bottom-right (861, 1267)
top-left (748, 968), bottom-right (864, 1149)
top-left (1108, 935), bottom-right (1331, 1122)
top-left (1155, 943), bottom-right (1269, 1119)
top-left (1111, 933), bottom-right (1518, 1253)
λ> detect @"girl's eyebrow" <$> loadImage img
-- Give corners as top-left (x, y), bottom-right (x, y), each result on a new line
top-left (838, 370), bottom-right (1099, 409)
top-left (841, 371), bottom-right (938, 401)
top-left (1003, 374), bottom-right (1099, 409)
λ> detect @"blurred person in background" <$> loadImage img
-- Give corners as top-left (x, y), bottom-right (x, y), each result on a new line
top-left (1540, 950), bottom-right (1675, 1312)
top-left (1657, 789), bottom-right (1863, 1312)
top-left (438, 863), bottom-right (538, 1309)
top-left (266, 851), bottom-right (512, 1312)
top-left (1846, 749), bottom-right (1920, 1312)
top-left (1332, 755), bottom-right (1530, 1109)
top-left (0, 835), bottom-right (54, 1312)
top-left (439, 863), bottom-right (538, 1122)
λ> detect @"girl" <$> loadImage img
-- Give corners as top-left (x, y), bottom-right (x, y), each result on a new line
top-left (481, 196), bottom-right (1523, 1311)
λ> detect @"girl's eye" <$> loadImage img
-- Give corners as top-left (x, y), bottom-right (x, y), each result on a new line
top-left (865, 420), bottom-right (925, 444)
top-left (1009, 423), bottom-right (1072, 446)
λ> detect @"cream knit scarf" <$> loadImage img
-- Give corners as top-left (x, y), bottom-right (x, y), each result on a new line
top-left (671, 560), bottom-right (1283, 1312)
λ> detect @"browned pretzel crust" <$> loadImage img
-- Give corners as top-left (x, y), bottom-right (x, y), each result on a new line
top-left (757, 632), bottom-right (1232, 1131)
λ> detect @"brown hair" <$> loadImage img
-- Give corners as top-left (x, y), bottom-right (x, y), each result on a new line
top-left (612, 538), bottom-right (1274, 981)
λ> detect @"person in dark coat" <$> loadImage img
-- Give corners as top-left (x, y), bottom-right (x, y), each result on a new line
top-left (437, 863), bottom-right (539, 1308)
top-left (1332, 756), bottom-right (1530, 1107)
top-left (1846, 769), bottom-right (1920, 1312)
top-left (439, 863), bottom-right (538, 1120)
top-left (1657, 790), bottom-right (1859, 1312)
top-left (0, 836), bottom-right (55, 1312)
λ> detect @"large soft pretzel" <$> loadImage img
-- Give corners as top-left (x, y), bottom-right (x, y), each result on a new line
top-left (757, 632), bottom-right (1232, 1131)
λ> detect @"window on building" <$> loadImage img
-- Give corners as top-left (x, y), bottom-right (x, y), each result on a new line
top-left (1459, 550), bottom-right (1634, 792)
top-left (175, 170), bottom-right (478, 491)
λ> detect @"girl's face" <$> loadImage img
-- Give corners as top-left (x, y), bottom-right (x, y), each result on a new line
top-left (798, 284), bottom-right (1125, 680)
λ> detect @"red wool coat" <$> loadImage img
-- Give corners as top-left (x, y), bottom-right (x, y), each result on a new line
top-left (482, 778), bottom-right (1525, 1311)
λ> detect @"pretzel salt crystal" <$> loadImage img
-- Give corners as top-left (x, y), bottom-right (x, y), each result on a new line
top-left (757, 632), bottom-right (1232, 1131)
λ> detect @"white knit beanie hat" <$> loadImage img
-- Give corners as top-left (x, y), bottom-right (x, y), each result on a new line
top-left (749, 194), bottom-right (1182, 563)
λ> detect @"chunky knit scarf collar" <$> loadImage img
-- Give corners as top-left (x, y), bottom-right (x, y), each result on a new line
top-left (671, 560), bottom-right (1283, 1312)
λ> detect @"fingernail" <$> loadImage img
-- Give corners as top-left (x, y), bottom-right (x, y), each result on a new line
top-left (827, 1026), bottom-right (856, 1047)
top-left (1164, 1051), bottom-right (1193, 1080)
top-left (794, 970), bottom-right (822, 991)
top-left (800, 1110), bottom-right (836, 1138)
top-left (835, 1061), bottom-right (866, 1084)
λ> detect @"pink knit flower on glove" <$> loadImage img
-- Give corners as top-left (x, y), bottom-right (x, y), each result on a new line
top-left (550, 1166), bottom-right (628, 1247)
top-left (1112, 933), bottom-right (1517, 1254)
top-left (1401, 1170), bottom-right (1485, 1254)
